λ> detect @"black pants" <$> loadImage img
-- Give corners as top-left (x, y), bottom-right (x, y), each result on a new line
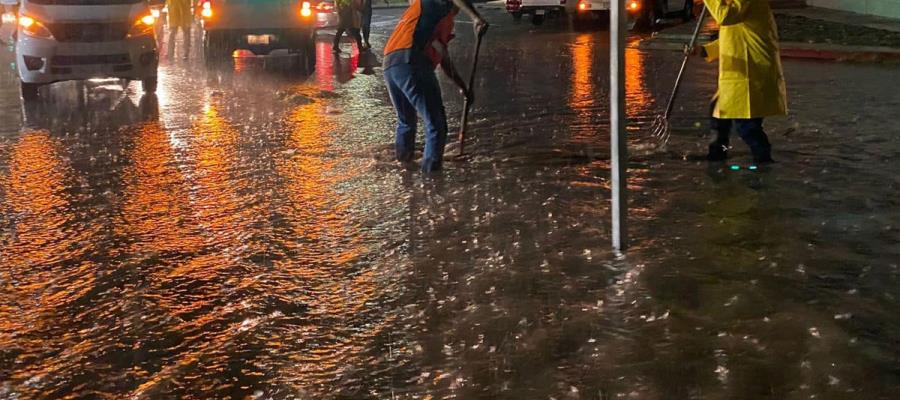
top-left (710, 117), bottom-right (773, 162)
top-left (333, 27), bottom-right (363, 50)
top-left (361, 0), bottom-right (373, 44)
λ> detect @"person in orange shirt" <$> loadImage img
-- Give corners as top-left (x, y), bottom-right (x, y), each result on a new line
top-left (383, 0), bottom-right (487, 172)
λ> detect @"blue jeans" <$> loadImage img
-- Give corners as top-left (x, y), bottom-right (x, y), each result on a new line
top-left (710, 117), bottom-right (773, 162)
top-left (384, 62), bottom-right (448, 172)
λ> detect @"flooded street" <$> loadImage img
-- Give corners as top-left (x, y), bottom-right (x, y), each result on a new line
top-left (1, 7), bottom-right (899, 399)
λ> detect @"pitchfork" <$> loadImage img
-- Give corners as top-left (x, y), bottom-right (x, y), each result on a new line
top-left (652, 6), bottom-right (708, 146)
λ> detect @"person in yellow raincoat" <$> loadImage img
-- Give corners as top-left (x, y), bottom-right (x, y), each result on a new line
top-left (166, 0), bottom-right (194, 59)
top-left (701, 0), bottom-right (787, 163)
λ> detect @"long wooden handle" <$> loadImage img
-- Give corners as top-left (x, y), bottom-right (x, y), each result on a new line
top-left (457, 31), bottom-right (485, 157)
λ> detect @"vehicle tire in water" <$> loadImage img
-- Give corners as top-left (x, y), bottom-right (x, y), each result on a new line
top-left (635, 4), bottom-right (659, 31)
top-left (204, 31), bottom-right (230, 65)
top-left (572, 14), bottom-right (587, 31)
top-left (20, 82), bottom-right (39, 101)
top-left (142, 76), bottom-right (158, 93)
top-left (682, 0), bottom-right (694, 22)
top-left (532, 14), bottom-right (545, 25)
top-left (298, 38), bottom-right (316, 75)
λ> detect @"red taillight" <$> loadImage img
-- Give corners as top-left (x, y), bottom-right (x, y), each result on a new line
top-left (628, 0), bottom-right (640, 11)
top-left (578, 1), bottom-right (587, 10)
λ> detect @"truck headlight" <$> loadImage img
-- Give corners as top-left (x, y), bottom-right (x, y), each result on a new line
top-left (128, 14), bottom-right (156, 37)
top-left (19, 15), bottom-right (54, 39)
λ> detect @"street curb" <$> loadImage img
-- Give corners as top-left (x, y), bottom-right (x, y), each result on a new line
top-left (637, 38), bottom-right (900, 62)
top-left (779, 42), bottom-right (900, 62)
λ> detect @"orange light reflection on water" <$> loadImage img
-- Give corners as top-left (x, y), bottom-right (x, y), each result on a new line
top-left (570, 34), bottom-right (595, 111)
top-left (0, 131), bottom-right (100, 392)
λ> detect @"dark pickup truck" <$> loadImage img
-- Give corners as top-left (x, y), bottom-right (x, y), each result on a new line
top-left (198, 0), bottom-right (318, 72)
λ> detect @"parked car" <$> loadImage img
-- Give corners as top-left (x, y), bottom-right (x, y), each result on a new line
top-left (197, 0), bottom-right (318, 73)
top-left (13, 0), bottom-right (159, 101)
top-left (630, 0), bottom-right (695, 31)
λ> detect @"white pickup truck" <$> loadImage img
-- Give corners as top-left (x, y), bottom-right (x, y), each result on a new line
top-left (10, 0), bottom-right (159, 100)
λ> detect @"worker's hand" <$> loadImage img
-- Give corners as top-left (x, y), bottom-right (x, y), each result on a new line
top-left (474, 18), bottom-right (489, 38)
top-left (683, 44), bottom-right (699, 56)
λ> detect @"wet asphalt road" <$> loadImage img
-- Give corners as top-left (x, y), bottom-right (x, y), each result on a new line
top-left (1, 6), bottom-right (899, 399)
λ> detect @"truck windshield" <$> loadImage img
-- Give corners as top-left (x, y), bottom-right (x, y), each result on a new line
top-left (26, 0), bottom-right (143, 4)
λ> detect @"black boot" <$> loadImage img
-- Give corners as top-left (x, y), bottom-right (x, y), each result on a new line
top-left (707, 143), bottom-right (729, 161)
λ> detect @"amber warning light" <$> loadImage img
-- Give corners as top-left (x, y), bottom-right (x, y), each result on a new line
top-left (201, 1), bottom-right (213, 18)
top-left (301, 1), bottom-right (312, 17)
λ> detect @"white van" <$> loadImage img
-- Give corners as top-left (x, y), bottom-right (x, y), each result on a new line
top-left (13, 0), bottom-right (159, 101)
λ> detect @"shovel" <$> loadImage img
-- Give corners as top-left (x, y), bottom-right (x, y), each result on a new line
top-left (651, 6), bottom-right (708, 146)
top-left (456, 27), bottom-right (486, 158)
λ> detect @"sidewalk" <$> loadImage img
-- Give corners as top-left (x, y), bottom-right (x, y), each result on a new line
top-left (639, 5), bottom-right (900, 62)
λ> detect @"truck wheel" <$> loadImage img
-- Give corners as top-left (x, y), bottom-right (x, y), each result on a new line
top-left (142, 77), bottom-right (158, 94)
top-left (20, 81), bottom-right (40, 102)
top-left (299, 36), bottom-right (316, 75)
top-left (634, 5), bottom-right (659, 31)
top-left (532, 14), bottom-right (545, 26)
top-left (682, 0), bottom-right (694, 22)
top-left (204, 31), bottom-right (230, 65)
top-left (572, 14), bottom-right (587, 31)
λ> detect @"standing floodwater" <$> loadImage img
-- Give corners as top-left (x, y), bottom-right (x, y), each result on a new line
top-left (0, 7), bottom-right (898, 399)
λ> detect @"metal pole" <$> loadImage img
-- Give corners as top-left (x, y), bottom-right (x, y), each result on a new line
top-left (610, 0), bottom-right (628, 251)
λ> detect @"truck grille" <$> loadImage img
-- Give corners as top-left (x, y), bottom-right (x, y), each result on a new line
top-left (52, 54), bottom-right (131, 66)
top-left (47, 23), bottom-right (130, 43)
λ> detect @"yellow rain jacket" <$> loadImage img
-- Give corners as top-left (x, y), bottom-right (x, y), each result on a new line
top-left (167, 0), bottom-right (193, 29)
top-left (702, 0), bottom-right (787, 119)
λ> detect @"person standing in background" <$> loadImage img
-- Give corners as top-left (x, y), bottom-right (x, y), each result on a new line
top-left (166, 0), bottom-right (193, 60)
top-left (333, 0), bottom-right (365, 53)
top-left (360, 0), bottom-right (373, 50)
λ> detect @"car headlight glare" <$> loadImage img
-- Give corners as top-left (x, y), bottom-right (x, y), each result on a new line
top-left (128, 14), bottom-right (156, 37)
top-left (19, 15), bottom-right (54, 39)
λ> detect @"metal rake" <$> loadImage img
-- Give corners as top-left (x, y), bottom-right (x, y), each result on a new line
top-left (652, 6), bottom-right (708, 146)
